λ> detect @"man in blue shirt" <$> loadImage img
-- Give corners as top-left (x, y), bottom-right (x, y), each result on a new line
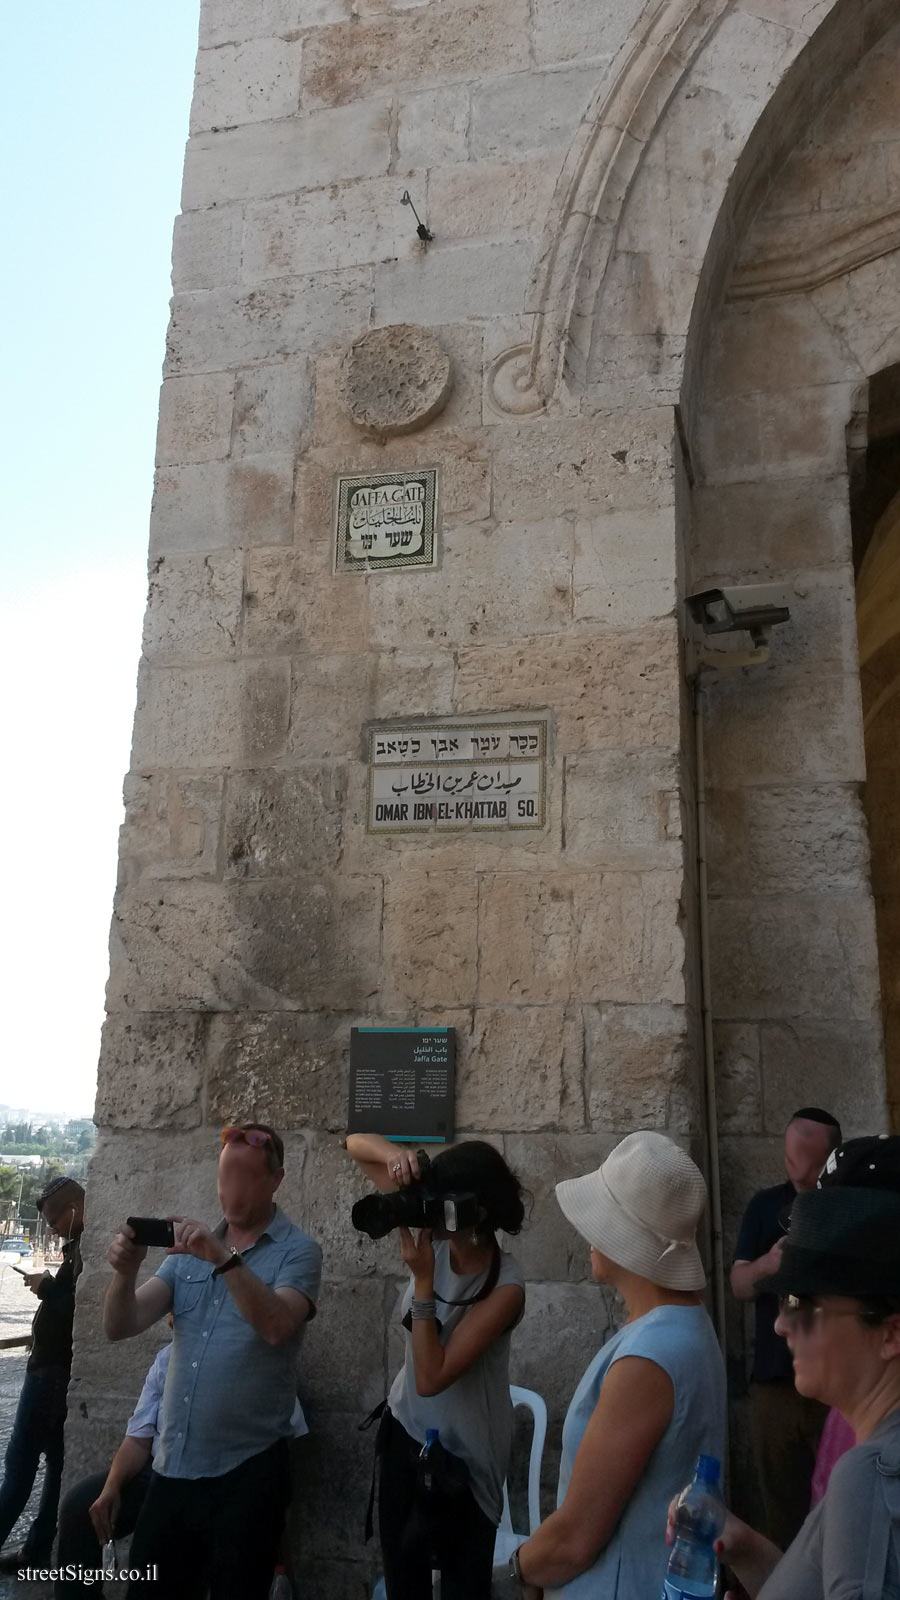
top-left (103, 1123), bottom-right (322, 1600)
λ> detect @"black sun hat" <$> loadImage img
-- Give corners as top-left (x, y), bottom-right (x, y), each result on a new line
top-left (760, 1134), bottom-right (900, 1300)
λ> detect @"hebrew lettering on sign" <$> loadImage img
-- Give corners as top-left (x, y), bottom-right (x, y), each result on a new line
top-left (365, 714), bottom-right (549, 834)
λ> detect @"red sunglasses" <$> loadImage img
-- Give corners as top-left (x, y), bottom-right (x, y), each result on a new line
top-left (221, 1127), bottom-right (274, 1153)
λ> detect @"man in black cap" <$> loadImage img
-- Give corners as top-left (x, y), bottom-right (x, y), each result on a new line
top-left (0, 1176), bottom-right (85, 1571)
top-left (731, 1107), bottom-right (841, 1547)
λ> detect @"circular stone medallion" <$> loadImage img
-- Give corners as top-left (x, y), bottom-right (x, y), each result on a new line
top-left (338, 325), bottom-right (453, 438)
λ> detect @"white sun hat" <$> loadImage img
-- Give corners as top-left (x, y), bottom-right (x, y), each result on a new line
top-left (555, 1131), bottom-right (708, 1290)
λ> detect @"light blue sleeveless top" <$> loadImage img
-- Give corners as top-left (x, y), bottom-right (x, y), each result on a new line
top-left (545, 1304), bottom-right (725, 1600)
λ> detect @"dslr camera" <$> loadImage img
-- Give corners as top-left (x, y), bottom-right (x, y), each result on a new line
top-left (351, 1151), bottom-right (482, 1240)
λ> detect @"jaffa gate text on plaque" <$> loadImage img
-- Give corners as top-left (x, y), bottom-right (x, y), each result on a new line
top-left (366, 714), bottom-right (549, 833)
top-left (334, 466), bottom-right (440, 573)
top-left (347, 1027), bottom-right (456, 1142)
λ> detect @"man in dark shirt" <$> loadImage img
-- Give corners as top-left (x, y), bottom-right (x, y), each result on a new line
top-left (0, 1176), bottom-right (85, 1571)
top-left (731, 1107), bottom-right (841, 1549)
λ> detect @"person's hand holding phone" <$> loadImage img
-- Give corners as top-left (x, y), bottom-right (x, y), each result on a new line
top-left (169, 1218), bottom-right (229, 1268)
top-left (108, 1222), bottom-right (149, 1277)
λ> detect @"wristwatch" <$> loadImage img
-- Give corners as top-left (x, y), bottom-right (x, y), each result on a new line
top-left (212, 1247), bottom-right (244, 1278)
top-left (508, 1548), bottom-right (524, 1588)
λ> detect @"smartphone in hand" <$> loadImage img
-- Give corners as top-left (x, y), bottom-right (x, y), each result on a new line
top-left (126, 1217), bottom-right (175, 1248)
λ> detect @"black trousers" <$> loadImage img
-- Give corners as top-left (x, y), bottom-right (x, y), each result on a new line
top-left (54, 1463), bottom-right (151, 1597)
top-left (378, 1413), bottom-right (496, 1600)
top-left (125, 1438), bottom-right (290, 1600)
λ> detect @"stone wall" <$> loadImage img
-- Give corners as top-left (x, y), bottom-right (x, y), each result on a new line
top-left (68, 0), bottom-right (900, 1590)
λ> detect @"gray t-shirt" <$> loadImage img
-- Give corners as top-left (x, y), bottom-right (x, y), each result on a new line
top-left (759, 1408), bottom-right (900, 1600)
top-left (388, 1240), bottom-right (525, 1524)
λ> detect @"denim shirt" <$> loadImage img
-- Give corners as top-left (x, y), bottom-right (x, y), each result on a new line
top-left (153, 1207), bottom-right (322, 1480)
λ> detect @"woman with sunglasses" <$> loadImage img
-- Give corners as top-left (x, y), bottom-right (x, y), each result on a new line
top-left (673, 1135), bottom-right (900, 1599)
top-left (345, 1133), bottom-right (526, 1600)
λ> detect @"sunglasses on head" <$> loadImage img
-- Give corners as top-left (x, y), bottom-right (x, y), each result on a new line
top-left (778, 1294), bottom-right (882, 1334)
top-left (221, 1127), bottom-right (274, 1153)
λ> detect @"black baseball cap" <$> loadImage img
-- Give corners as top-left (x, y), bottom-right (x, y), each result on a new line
top-left (761, 1133), bottom-right (900, 1299)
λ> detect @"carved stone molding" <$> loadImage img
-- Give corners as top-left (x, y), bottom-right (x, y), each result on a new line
top-left (730, 208), bottom-right (900, 302)
top-left (486, 0), bottom-right (730, 418)
top-left (339, 325), bottom-right (452, 438)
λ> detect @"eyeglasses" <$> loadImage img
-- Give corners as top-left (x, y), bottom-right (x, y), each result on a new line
top-left (221, 1127), bottom-right (274, 1153)
top-left (778, 1294), bottom-right (881, 1334)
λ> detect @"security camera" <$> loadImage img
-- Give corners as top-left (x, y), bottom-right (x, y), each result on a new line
top-left (686, 585), bottom-right (791, 643)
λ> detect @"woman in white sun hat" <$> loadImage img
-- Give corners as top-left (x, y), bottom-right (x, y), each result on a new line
top-left (504, 1131), bottom-right (725, 1599)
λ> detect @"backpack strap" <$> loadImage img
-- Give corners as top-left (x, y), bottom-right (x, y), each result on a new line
top-left (862, 1439), bottom-right (900, 1600)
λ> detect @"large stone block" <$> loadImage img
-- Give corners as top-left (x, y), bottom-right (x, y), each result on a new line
top-left (702, 671), bottom-right (866, 788)
top-left (374, 241), bottom-right (534, 328)
top-left (564, 749), bottom-right (683, 869)
top-left (165, 271), bottom-right (374, 377)
top-left (172, 206), bottom-right (245, 292)
top-left (156, 372), bottom-right (235, 466)
top-left (302, 0), bottom-right (531, 108)
top-left (95, 1013), bottom-right (207, 1129)
top-left (718, 1133), bottom-right (786, 1249)
top-left (232, 359), bottom-right (314, 457)
top-left (206, 1010), bottom-right (350, 1131)
top-left (131, 659), bottom-right (291, 768)
top-left (199, 0), bottom-right (351, 49)
top-left (690, 475), bottom-right (852, 581)
top-left (532, 0), bottom-right (646, 65)
top-left (455, 1007), bottom-right (584, 1134)
top-left (149, 455), bottom-right (295, 553)
top-left (294, 1133), bottom-right (389, 1277)
top-left (759, 1020), bottom-right (887, 1136)
top-left (118, 772), bottom-right (224, 883)
top-left (182, 99), bottom-right (392, 208)
top-left (397, 84), bottom-right (471, 167)
top-left (427, 155), bottom-right (562, 246)
top-left (224, 766), bottom-right (346, 879)
top-left (190, 36), bottom-right (303, 133)
top-left (245, 543), bottom-right (370, 657)
top-left (705, 294), bottom-right (850, 400)
top-left (705, 784), bottom-right (871, 898)
top-left (454, 622), bottom-right (681, 755)
top-left (709, 893), bottom-right (882, 1023)
top-left (573, 510), bottom-right (677, 626)
top-left (143, 550), bottom-right (244, 662)
top-left (243, 174), bottom-right (418, 281)
top-left (470, 64), bottom-right (599, 159)
top-left (367, 521), bottom-right (573, 650)
top-left (477, 870), bottom-right (685, 1006)
top-left (290, 1410), bottom-right (378, 1568)
top-left (491, 414), bottom-right (676, 520)
top-left (108, 876), bottom-right (384, 1012)
top-left (713, 1022), bottom-right (763, 1136)
top-left (382, 868), bottom-right (479, 1009)
top-left (582, 1002), bottom-right (691, 1131)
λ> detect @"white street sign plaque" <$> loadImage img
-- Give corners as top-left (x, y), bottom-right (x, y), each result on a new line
top-left (366, 715), bottom-right (549, 833)
top-left (334, 467), bottom-right (440, 573)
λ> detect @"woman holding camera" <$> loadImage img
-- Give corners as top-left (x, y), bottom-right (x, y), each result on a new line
top-left (345, 1133), bottom-right (526, 1600)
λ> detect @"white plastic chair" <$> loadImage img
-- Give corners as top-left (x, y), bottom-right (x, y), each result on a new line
top-left (372, 1387), bottom-right (547, 1597)
top-left (493, 1386), bottom-right (548, 1569)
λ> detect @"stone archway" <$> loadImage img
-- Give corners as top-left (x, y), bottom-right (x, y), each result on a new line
top-left (856, 368), bottom-right (900, 1126)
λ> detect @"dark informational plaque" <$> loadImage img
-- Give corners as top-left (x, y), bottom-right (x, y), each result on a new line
top-left (348, 1027), bottom-right (456, 1142)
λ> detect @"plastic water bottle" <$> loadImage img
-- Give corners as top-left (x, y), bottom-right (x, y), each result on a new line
top-left (421, 1426), bottom-right (440, 1492)
top-left (268, 1567), bottom-right (293, 1599)
top-left (662, 1454), bottom-right (725, 1598)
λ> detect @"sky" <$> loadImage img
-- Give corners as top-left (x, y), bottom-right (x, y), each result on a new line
top-left (1, 3), bottom-right (202, 1117)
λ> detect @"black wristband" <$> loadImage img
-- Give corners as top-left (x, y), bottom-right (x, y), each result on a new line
top-left (212, 1248), bottom-right (243, 1278)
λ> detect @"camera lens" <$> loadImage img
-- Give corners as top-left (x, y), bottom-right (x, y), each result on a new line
top-left (351, 1188), bottom-right (428, 1240)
